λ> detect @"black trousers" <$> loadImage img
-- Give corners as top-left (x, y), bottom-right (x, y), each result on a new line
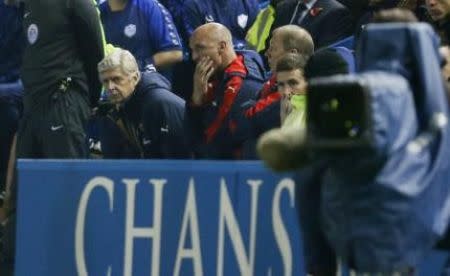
top-left (16, 81), bottom-right (90, 159)
top-left (1, 80), bottom-right (91, 274)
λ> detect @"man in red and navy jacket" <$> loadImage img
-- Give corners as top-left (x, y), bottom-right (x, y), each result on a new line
top-left (185, 23), bottom-right (265, 159)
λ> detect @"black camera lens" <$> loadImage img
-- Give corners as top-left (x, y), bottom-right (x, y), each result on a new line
top-left (312, 87), bottom-right (366, 138)
top-left (307, 79), bottom-right (371, 149)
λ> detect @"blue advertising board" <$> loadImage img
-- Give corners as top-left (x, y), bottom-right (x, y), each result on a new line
top-left (15, 160), bottom-right (449, 275)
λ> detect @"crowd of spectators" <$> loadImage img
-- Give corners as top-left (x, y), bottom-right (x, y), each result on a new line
top-left (2, 0), bottom-right (450, 275)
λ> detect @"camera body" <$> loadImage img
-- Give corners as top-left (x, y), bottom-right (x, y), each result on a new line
top-left (297, 23), bottom-right (450, 271)
top-left (306, 72), bottom-right (417, 156)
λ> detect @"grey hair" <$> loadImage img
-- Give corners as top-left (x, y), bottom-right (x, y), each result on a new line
top-left (98, 48), bottom-right (140, 77)
top-left (273, 25), bottom-right (314, 60)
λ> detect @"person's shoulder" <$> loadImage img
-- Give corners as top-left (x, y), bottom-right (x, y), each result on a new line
top-left (139, 72), bottom-right (177, 98)
top-left (133, 0), bottom-right (161, 11)
top-left (183, 0), bottom-right (200, 5)
top-left (240, 50), bottom-right (267, 81)
top-left (140, 83), bottom-right (184, 113)
top-left (240, 50), bottom-right (263, 65)
top-left (140, 71), bottom-right (170, 88)
top-left (316, 0), bottom-right (349, 12)
top-left (275, 0), bottom-right (296, 10)
top-left (119, 0), bottom-right (168, 23)
top-left (182, 0), bottom-right (202, 10)
top-left (309, 0), bottom-right (350, 20)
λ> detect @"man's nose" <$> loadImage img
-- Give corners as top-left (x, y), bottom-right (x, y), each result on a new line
top-left (105, 80), bottom-right (116, 92)
top-left (280, 87), bottom-right (291, 99)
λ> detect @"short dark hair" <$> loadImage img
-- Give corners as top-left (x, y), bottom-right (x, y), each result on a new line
top-left (304, 48), bottom-right (349, 80)
top-left (275, 53), bottom-right (308, 73)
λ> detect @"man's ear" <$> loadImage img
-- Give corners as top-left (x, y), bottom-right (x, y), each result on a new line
top-left (218, 41), bottom-right (227, 53)
top-left (133, 71), bottom-right (141, 85)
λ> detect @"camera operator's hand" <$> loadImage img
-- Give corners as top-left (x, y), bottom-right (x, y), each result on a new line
top-left (257, 124), bottom-right (308, 172)
top-left (192, 56), bottom-right (214, 106)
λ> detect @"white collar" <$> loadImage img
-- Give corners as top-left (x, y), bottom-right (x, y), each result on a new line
top-left (304, 0), bottom-right (318, 10)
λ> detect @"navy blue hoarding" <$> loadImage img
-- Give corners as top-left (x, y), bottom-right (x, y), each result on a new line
top-left (15, 160), bottom-right (448, 275)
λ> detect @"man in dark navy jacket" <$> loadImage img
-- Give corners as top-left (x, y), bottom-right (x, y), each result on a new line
top-left (97, 48), bottom-right (189, 159)
top-left (186, 23), bottom-right (265, 159)
top-left (271, 0), bottom-right (354, 48)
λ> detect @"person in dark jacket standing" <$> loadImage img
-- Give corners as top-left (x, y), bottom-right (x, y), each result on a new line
top-left (186, 23), bottom-right (265, 159)
top-left (1, 0), bottom-right (104, 274)
top-left (18, 0), bottom-right (104, 158)
top-left (97, 48), bottom-right (190, 159)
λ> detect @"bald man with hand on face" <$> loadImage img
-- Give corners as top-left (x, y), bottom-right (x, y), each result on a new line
top-left (185, 23), bottom-right (265, 159)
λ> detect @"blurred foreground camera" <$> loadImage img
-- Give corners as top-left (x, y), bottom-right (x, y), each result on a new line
top-left (258, 22), bottom-right (450, 273)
